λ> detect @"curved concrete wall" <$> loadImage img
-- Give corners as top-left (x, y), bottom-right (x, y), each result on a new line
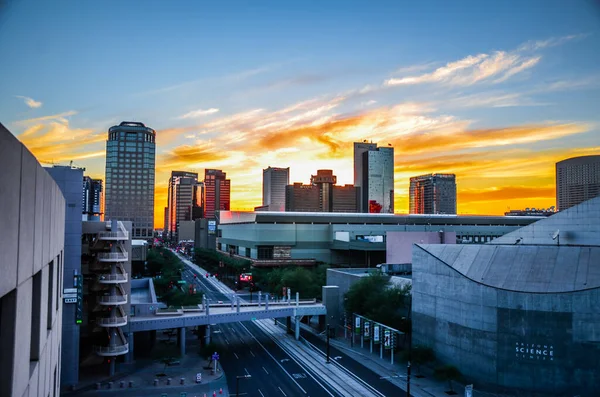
top-left (0, 124), bottom-right (65, 397)
top-left (412, 245), bottom-right (600, 397)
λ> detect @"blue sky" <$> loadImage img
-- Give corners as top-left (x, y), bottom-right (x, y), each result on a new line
top-left (1, 0), bottom-right (600, 222)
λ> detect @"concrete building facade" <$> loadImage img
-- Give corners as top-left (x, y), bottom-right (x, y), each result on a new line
top-left (46, 165), bottom-right (84, 390)
top-left (260, 166), bottom-right (289, 211)
top-left (556, 155), bottom-right (600, 211)
top-left (285, 170), bottom-right (359, 213)
top-left (412, 196), bottom-right (600, 396)
top-left (0, 124), bottom-right (65, 397)
top-left (216, 211), bottom-right (541, 267)
top-left (166, 171), bottom-right (201, 241)
top-left (409, 173), bottom-right (457, 214)
top-left (104, 121), bottom-right (156, 238)
top-left (82, 176), bottom-right (103, 221)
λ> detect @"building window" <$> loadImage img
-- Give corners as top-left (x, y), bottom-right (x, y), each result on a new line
top-left (47, 260), bottom-right (54, 330)
top-left (31, 270), bottom-right (42, 366)
top-left (257, 246), bottom-right (274, 260)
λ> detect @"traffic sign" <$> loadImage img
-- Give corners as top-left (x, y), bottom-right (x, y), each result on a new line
top-left (196, 372), bottom-right (202, 383)
top-left (212, 352), bottom-right (220, 361)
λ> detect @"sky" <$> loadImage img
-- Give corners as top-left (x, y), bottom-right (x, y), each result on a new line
top-left (1, 0), bottom-right (600, 228)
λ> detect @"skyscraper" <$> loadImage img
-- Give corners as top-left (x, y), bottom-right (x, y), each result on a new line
top-left (82, 176), bottom-right (103, 221)
top-left (204, 169), bottom-right (230, 219)
top-left (166, 171), bottom-right (202, 241)
top-left (353, 142), bottom-right (395, 213)
top-left (261, 166), bottom-right (289, 211)
top-left (285, 170), bottom-right (358, 212)
top-left (409, 173), bottom-right (457, 214)
top-left (286, 183), bottom-right (321, 212)
top-left (556, 155), bottom-right (600, 211)
top-left (104, 121), bottom-right (156, 238)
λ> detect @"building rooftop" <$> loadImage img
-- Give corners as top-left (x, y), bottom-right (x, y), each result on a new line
top-left (218, 210), bottom-right (543, 226)
top-left (418, 196), bottom-right (600, 294)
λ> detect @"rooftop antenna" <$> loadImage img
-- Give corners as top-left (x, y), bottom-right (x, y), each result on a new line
top-left (552, 229), bottom-right (560, 246)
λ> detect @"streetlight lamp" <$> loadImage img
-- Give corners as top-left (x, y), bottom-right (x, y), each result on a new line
top-left (236, 374), bottom-right (251, 396)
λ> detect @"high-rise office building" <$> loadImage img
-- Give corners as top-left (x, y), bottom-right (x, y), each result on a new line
top-left (204, 169), bottom-right (231, 219)
top-left (166, 171), bottom-right (203, 241)
top-left (82, 176), bottom-right (103, 221)
top-left (104, 121), bottom-right (156, 238)
top-left (260, 166), bottom-right (289, 211)
top-left (409, 173), bottom-right (457, 214)
top-left (556, 155), bottom-right (600, 211)
top-left (353, 142), bottom-right (395, 213)
top-left (285, 170), bottom-right (359, 212)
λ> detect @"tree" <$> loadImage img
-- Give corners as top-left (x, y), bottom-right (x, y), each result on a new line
top-left (434, 365), bottom-right (462, 393)
top-left (407, 345), bottom-right (435, 376)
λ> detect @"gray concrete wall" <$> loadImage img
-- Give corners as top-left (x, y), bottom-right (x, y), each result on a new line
top-left (46, 166), bottom-right (83, 388)
top-left (178, 220), bottom-right (195, 241)
top-left (412, 245), bottom-right (600, 396)
top-left (0, 124), bottom-right (65, 397)
top-left (386, 231), bottom-right (456, 264)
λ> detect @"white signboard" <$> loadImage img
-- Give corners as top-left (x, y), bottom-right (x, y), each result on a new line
top-left (355, 317), bottom-right (361, 334)
top-left (373, 325), bottom-right (380, 344)
top-left (64, 298), bottom-right (77, 304)
top-left (64, 288), bottom-right (77, 294)
top-left (63, 293), bottom-right (77, 299)
top-left (196, 373), bottom-right (202, 383)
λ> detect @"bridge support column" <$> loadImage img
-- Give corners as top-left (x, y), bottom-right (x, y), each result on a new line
top-left (236, 296), bottom-right (240, 313)
top-left (286, 316), bottom-right (292, 334)
top-left (126, 332), bottom-right (134, 363)
top-left (265, 294), bottom-right (269, 310)
top-left (258, 291), bottom-right (262, 307)
top-left (296, 292), bottom-right (299, 306)
top-left (204, 325), bottom-right (211, 346)
top-left (177, 327), bottom-right (186, 356)
top-left (295, 316), bottom-right (300, 340)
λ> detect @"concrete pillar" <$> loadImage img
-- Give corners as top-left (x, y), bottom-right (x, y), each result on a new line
top-left (126, 332), bottom-right (134, 363)
top-left (287, 288), bottom-right (291, 305)
top-left (295, 316), bottom-right (300, 340)
top-left (109, 358), bottom-right (116, 377)
top-left (258, 291), bottom-right (262, 307)
top-left (286, 316), bottom-right (292, 334)
top-left (204, 324), bottom-right (211, 346)
top-left (236, 296), bottom-right (240, 313)
top-left (296, 292), bottom-right (299, 306)
top-left (231, 294), bottom-right (235, 310)
top-left (178, 327), bottom-right (186, 356)
top-left (265, 294), bottom-right (269, 310)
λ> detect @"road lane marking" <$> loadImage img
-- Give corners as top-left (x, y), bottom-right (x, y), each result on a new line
top-left (225, 338), bottom-right (230, 345)
top-left (238, 322), bottom-right (307, 395)
top-left (244, 367), bottom-right (250, 375)
top-left (278, 386), bottom-right (287, 396)
top-left (263, 366), bottom-right (269, 374)
top-left (258, 389), bottom-right (265, 397)
top-left (250, 350), bottom-right (255, 357)
top-left (234, 353), bottom-right (239, 359)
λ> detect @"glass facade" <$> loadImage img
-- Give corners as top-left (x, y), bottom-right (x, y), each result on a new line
top-left (409, 173), bottom-right (457, 214)
top-left (363, 147), bottom-right (395, 213)
top-left (104, 122), bottom-right (155, 238)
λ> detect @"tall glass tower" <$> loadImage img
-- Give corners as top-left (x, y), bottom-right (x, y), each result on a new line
top-left (104, 121), bottom-right (156, 238)
top-left (354, 142), bottom-right (395, 213)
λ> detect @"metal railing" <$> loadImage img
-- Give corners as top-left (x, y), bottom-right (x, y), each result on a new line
top-left (96, 315), bottom-right (128, 326)
top-left (97, 294), bottom-right (128, 304)
top-left (97, 251), bottom-right (128, 261)
top-left (93, 344), bottom-right (129, 355)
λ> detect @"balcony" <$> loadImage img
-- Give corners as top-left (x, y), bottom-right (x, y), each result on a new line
top-left (96, 264), bottom-right (128, 284)
top-left (93, 343), bottom-right (129, 356)
top-left (98, 221), bottom-right (129, 241)
top-left (96, 307), bottom-right (128, 327)
top-left (97, 250), bottom-right (128, 262)
top-left (97, 293), bottom-right (128, 306)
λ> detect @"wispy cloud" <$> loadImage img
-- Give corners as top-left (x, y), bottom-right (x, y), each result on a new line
top-left (14, 110), bottom-right (77, 125)
top-left (385, 51), bottom-right (540, 87)
top-left (178, 108), bottom-right (220, 119)
top-left (517, 33), bottom-right (590, 52)
top-left (444, 92), bottom-right (549, 109)
top-left (15, 95), bottom-right (43, 108)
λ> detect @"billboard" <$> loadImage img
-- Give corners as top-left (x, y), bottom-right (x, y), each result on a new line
top-left (356, 235), bottom-right (384, 243)
top-left (384, 330), bottom-right (391, 349)
top-left (355, 317), bottom-right (361, 334)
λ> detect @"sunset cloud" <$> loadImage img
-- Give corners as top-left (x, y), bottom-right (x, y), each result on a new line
top-left (178, 108), bottom-right (219, 119)
top-left (16, 95), bottom-right (42, 108)
top-left (14, 110), bottom-right (77, 125)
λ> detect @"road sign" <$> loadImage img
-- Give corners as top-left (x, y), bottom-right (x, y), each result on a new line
top-left (384, 330), bottom-right (391, 349)
top-left (465, 384), bottom-right (473, 397)
top-left (196, 373), bottom-right (202, 383)
top-left (374, 325), bottom-right (380, 344)
top-left (212, 352), bottom-right (220, 361)
top-left (364, 321), bottom-right (371, 340)
top-left (64, 298), bottom-right (77, 304)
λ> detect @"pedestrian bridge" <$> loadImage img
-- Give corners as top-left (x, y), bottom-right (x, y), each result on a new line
top-left (128, 299), bottom-right (326, 332)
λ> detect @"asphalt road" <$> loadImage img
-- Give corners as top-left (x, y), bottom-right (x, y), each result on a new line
top-left (179, 255), bottom-right (405, 397)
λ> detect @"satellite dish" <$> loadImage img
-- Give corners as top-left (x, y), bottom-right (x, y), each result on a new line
top-left (552, 229), bottom-right (560, 240)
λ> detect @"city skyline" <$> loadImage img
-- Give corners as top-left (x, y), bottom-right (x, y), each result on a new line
top-left (2, 0), bottom-right (600, 227)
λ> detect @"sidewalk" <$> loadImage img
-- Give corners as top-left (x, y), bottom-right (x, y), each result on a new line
top-left (300, 321), bottom-right (469, 397)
